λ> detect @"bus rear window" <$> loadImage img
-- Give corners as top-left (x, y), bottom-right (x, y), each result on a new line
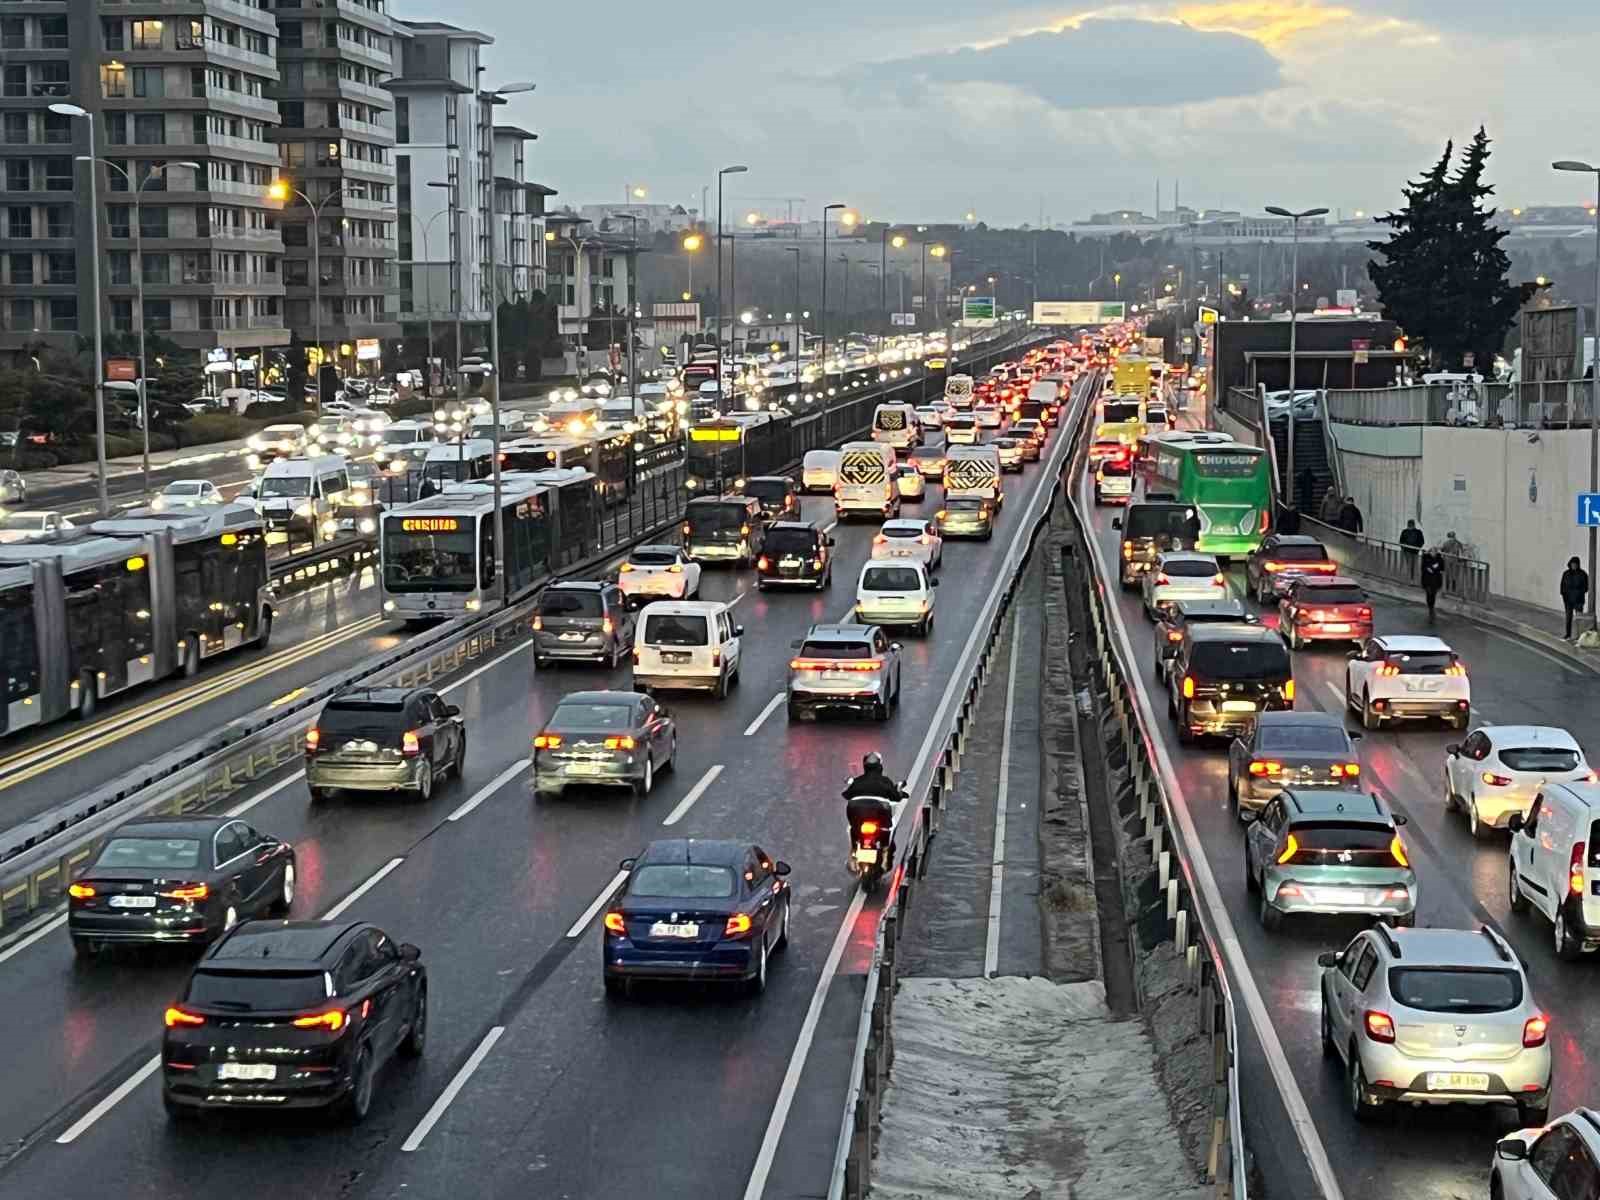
top-left (1102, 402), bottom-right (1140, 423)
top-left (1194, 451), bottom-right (1262, 478)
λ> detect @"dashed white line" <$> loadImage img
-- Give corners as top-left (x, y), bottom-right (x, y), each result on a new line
top-left (55, 1055), bottom-right (160, 1144)
top-left (1323, 680), bottom-right (1348, 712)
top-left (401, 1025), bottom-right (505, 1152)
top-left (225, 770), bottom-right (306, 818)
top-left (565, 869), bottom-right (629, 938)
top-left (662, 764), bottom-right (724, 827)
top-left (441, 641), bottom-right (530, 694)
top-left (743, 693), bottom-right (786, 736)
top-left (727, 588), bottom-right (752, 609)
top-left (323, 857), bottom-right (404, 921)
top-left (984, 609), bottom-right (1021, 978)
top-left (447, 758), bottom-right (530, 822)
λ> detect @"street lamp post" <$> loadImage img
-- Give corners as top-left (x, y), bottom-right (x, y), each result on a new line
top-left (821, 203), bottom-right (846, 437)
top-left (90, 157), bottom-right (200, 494)
top-left (880, 227), bottom-right (907, 345)
top-left (424, 179), bottom-right (466, 431)
top-left (784, 246), bottom-right (801, 386)
top-left (268, 177), bottom-right (351, 412)
top-left (715, 165), bottom-right (748, 391)
top-left (610, 211), bottom-right (640, 407)
top-left (1554, 160), bottom-right (1600, 628)
top-left (415, 207), bottom-right (450, 394)
top-left (681, 232), bottom-right (702, 299)
top-left (1264, 205), bottom-right (1329, 517)
top-left (51, 103), bottom-right (109, 515)
top-left (921, 243), bottom-right (945, 401)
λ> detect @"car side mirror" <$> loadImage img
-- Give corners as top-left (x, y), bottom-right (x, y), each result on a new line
top-left (930, 578), bottom-right (941, 587)
top-left (1507, 813), bottom-right (1524, 833)
top-left (618, 856), bottom-right (636, 872)
top-left (1315, 951), bottom-right (1340, 968)
top-left (1392, 814), bottom-right (1408, 827)
top-left (1111, 517), bottom-right (1122, 529)
top-left (890, 642), bottom-right (902, 652)
top-left (399, 943), bottom-right (422, 962)
top-left (774, 861), bottom-right (791, 877)
top-left (1446, 744), bottom-right (1460, 756)
top-left (733, 625), bottom-right (744, 638)
top-left (445, 704), bottom-right (461, 718)
top-left (1495, 1137), bottom-right (1530, 1163)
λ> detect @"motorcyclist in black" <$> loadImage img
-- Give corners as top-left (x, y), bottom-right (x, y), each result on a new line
top-left (844, 751), bottom-right (903, 838)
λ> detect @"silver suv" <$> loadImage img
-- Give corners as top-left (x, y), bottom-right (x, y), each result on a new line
top-left (1318, 924), bottom-right (1551, 1127)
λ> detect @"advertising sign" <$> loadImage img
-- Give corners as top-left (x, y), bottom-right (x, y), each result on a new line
top-left (105, 358), bottom-right (138, 382)
top-left (1336, 288), bottom-right (1359, 308)
top-left (355, 337), bottom-right (380, 361)
top-left (891, 313), bottom-right (916, 327)
top-left (962, 296), bottom-right (998, 328)
top-left (1031, 301), bottom-right (1125, 326)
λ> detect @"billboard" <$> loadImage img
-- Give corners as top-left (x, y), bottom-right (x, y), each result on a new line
top-left (962, 296), bottom-right (997, 328)
top-left (1520, 306), bottom-right (1581, 385)
top-left (1031, 301), bottom-right (1125, 326)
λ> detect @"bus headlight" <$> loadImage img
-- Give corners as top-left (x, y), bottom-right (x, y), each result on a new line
top-left (384, 600), bottom-right (397, 612)
top-left (358, 518), bottom-right (376, 534)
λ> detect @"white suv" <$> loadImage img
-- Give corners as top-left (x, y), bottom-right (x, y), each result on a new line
top-left (1344, 635), bottom-right (1471, 731)
top-left (1492, 1108), bottom-right (1600, 1200)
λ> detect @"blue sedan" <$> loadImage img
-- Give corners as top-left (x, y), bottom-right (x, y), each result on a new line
top-left (602, 838), bottom-right (791, 998)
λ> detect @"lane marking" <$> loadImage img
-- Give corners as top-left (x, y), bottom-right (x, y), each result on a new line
top-left (661, 764), bottom-right (724, 827)
top-left (984, 608), bottom-right (1022, 978)
top-left (565, 869), bottom-right (628, 938)
top-left (743, 693), bottom-right (786, 737)
top-left (225, 771), bottom-right (307, 818)
top-left (1324, 680), bottom-right (1347, 712)
top-left (821, 520), bottom-right (838, 534)
top-left (447, 758), bottom-right (530, 822)
top-left (0, 911), bottom-right (66, 967)
top-left (323, 857), bottom-right (404, 921)
top-left (728, 588), bottom-right (752, 609)
top-left (441, 641), bottom-right (530, 694)
top-left (400, 1025), bottom-right (506, 1152)
top-left (55, 1054), bottom-right (160, 1144)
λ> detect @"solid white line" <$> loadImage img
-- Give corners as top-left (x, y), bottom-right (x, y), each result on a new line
top-left (565, 869), bottom-right (628, 938)
top-left (821, 520), bottom-right (838, 535)
top-left (1079, 470), bottom-right (1346, 1200)
top-left (400, 1025), bottom-right (505, 1152)
top-left (323, 857), bottom-right (404, 921)
top-left (447, 758), bottom-right (529, 822)
top-left (225, 770), bottom-right (306, 818)
top-left (743, 692), bottom-right (786, 736)
top-left (441, 641), bottom-right (530, 694)
top-left (661, 764), bottom-right (723, 827)
top-left (0, 911), bottom-right (66, 967)
top-left (984, 609), bottom-right (1022, 978)
top-left (55, 1054), bottom-right (160, 1144)
top-left (727, 588), bottom-right (751, 609)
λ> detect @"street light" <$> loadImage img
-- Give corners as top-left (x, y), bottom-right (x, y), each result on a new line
top-left (269, 175), bottom-right (363, 410)
top-left (880, 227), bottom-right (907, 345)
top-left (89, 156), bottom-right (200, 493)
top-left (920, 243), bottom-right (945, 401)
top-left (821, 203), bottom-right (847, 427)
top-left (681, 231), bottom-right (703, 298)
top-left (715, 165), bottom-right (748, 388)
top-left (414, 206), bottom-right (451, 394)
top-left (1264, 204), bottom-right (1330, 516)
top-left (1554, 159), bottom-right (1600, 628)
top-left (51, 102), bottom-right (109, 515)
top-left (423, 179), bottom-right (466, 420)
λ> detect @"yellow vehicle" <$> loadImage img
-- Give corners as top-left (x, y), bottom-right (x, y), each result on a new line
top-left (1113, 357), bottom-right (1152, 397)
top-left (1094, 397), bottom-right (1146, 448)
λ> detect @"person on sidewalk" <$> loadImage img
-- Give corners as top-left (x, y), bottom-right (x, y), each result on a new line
top-left (1399, 519), bottom-right (1424, 579)
top-left (1318, 487), bottom-right (1343, 525)
top-left (1420, 546), bottom-right (1445, 621)
top-left (1338, 495), bottom-right (1364, 535)
top-left (1561, 556), bottom-right (1590, 640)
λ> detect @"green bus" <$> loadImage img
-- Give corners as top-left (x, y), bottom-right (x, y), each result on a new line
top-left (1142, 436), bottom-right (1272, 557)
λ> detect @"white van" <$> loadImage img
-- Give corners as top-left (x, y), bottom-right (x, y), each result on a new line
top-left (1508, 780), bottom-right (1600, 958)
top-left (835, 442), bottom-right (900, 521)
top-left (943, 413), bottom-right (979, 445)
top-left (420, 438), bottom-right (495, 495)
top-left (944, 374), bottom-right (975, 410)
top-left (943, 444), bottom-right (1003, 506)
top-left (855, 559), bottom-right (939, 636)
top-left (871, 402), bottom-right (919, 451)
top-left (255, 453), bottom-right (350, 544)
top-left (802, 449), bottom-right (841, 494)
top-left (631, 600), bottom-right (743, 698)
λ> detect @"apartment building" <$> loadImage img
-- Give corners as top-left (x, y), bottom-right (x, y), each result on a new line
top-left (545, 210), bottom-right (636, 352)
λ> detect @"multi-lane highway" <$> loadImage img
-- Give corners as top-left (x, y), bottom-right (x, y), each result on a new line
top-left (1078, 444), bottom-right (1600, 1200)
top-left (0, 375), bottom-right (1084, 1199)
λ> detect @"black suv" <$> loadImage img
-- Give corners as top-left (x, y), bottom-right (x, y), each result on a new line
top-left (305, 686), bottom-right (466, 803)
top-left (1167, 624), bottom-right (1294, 744)
top-left (739, 475), bottom-right (799, 523)
top-left (162, 920), bottom-right (426, 1122)
top-left (1152, 598), bottom-right (1255, 682)
top-left (756, 521), bottom-right (834, 590)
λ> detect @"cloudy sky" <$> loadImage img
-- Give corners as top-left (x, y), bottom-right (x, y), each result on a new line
top-left (430, 1), bottom-right (1600, 227)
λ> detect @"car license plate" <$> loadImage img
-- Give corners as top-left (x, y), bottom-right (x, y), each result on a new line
top-left (1314, 887), bottom-right (1359, 904)
top-left (567, 763), bottom-right (603, 777)
top-left (559, 632), bottom-right (584, 642)
top-left (1426, 1072), bottom-right (1488, 1092)
top-left (1323, 623), bottom-right (1350, 633)
top-left (854, 847), bottom-right (880, 864)
top-left (1405, 679), bottom-right (1440, 692)
top-left (1222, 700), bottom-right (1256, 713)
top-left (649, 922), bottom-right (699, 938)
top-left (218, 1063), bottom-right (277, 1081)
top-left (889, 548), bottom-right (914, 557)
top-left (109, 894), bottom-right (157, 908)
top-left (662, 651), bottom-right (691, 664)
top-left (780, 557), bottom-right (800, 568)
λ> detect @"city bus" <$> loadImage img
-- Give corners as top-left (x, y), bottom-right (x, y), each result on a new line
top-left (503, 432), bottom-right (634, 505)
top-left (684, 411), bottom-right (793, 493)
top-left (1143, 437), bottom-right (1272, 558)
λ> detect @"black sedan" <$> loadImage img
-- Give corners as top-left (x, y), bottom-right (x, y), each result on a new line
top-left (162, 920), bottom-right (426, 1122)
top-left (1152, 598), bottom-right (1256, 683)
top-left (603, 838), bottom-right (791, 997)
top-left (531, 690), bottom-right (677, 800)
top-left (68, 816), bottom-right (295, 958)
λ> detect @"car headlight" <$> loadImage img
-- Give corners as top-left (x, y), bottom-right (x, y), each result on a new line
top-left (358, 518), bottom-right (376, 534)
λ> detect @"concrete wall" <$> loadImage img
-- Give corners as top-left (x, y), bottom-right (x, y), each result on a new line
top-left (1215, 407), bottom-right (1258, 447)
top-left (1330, 423), bottom-right (1422, 543)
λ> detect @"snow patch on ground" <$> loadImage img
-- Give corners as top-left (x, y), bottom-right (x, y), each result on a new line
top-left (869, 976), bottom-right (1212, 1200)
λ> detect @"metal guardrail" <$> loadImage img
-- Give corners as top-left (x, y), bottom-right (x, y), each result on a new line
top-left (1301, 515), bottom-right (1491, 606)
top-left (269, 534), bottom-right (378, 593)
top-left (0, 328), bottom-right (1036, 937)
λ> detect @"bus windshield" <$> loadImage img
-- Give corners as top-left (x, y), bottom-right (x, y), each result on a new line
top-left (383, 517), bottom-right (477, 592)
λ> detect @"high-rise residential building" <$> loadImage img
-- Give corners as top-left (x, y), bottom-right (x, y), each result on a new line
top-left (0, 0), bottom-right (290, 356)
top-left (270, 0), bottom-right (400, 373)
top-left (491, 122), bottom-right (552, 302)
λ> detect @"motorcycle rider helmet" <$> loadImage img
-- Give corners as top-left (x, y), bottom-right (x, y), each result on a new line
top-left (862, 751), bottom-right (884, 773)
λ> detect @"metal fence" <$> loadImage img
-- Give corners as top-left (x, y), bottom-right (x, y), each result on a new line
top-left (1300, 515), bottom-right (1491, 606)
top-left (1318, 378), bottom-right (1598, 430)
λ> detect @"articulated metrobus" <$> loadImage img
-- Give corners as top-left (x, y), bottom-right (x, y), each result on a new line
top-left (1140, 435), bottom-right (1272, 558)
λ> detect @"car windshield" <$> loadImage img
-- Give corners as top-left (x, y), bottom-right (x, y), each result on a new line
top-left (764, 528), bottom-right (818, 554)
top-left (0, 515), bottom-right (45, 531)
top-left (96, 836), bottom-right (202, 871)
top-left (187, 970), bottom-right (329, 1012)
top-left (1388, 968), bottom-right (1522, 1014)
top-left (1163, 560), bottom-right (1219, 578)
top-left (742, 479), bottom-right (788, 502)
top-left (259, 476), bottom-right (311, 498)
top-left (383, 519), bottom-right (476, 594)
top-left (1102, 401), bottom-right (1140, 423)
top-left (863, 566), bottom-right (923, 591)
top-left (644, 614), bottom-right (708, 646)
top-left (1273, 543), bottom-right (1329, 562)
top-left (1300, 586), bottom-right (1367, 605)
top-left (382, 427), bottom-right (424, 444)
top-left (799, 640), bottom-right (871, 659)
top-left (948, 499), bottom-right (985, 512)
top-left (1499, 746), bottom-right (1582, 772)
top-left (629, 864), bottom-right (736, 899)
top-left (540, 591), bottom-right (603, 617)
top-left (551, 703), bottom-right (633, 730)
top-left (1385, 650), bottom-right (1456, 674)
top-left (1189, 640), bottom-right (1291, 680)
top-left (1258, 725), bottom-right (1349, 753)
top-left (629, 550), bottom-right (679, 567)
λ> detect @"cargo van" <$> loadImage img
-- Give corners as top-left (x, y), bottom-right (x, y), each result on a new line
top-left (871, 402), bottom-right (920, 450)
top-left (834, 442), bottom-right (900, 521)
top-left (255, 454), bottom-right (351, 545)
top-left (631, 600), bottom-right (743, 698)
top-left (942, 444), bottom-right (1003, 505)
top-left (943, 374), bottom-right (975, 409)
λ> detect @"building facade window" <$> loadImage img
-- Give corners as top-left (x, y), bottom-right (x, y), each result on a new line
top-left (130, 19), bottom-right (164, 50)
top-left (49, 298), bottom-right (77, 330)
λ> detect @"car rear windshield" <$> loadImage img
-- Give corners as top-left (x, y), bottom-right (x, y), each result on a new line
top-left (1300, 586), bottom-right (1367, 605)
top-left (1500, 747), bottom-right (1582, 772)
top-left (186, 969), bottom-right (329, 1012)
top-left (1386, 650), bottom-right (1456, 674)
top-left (540, 590), bottom-right (602, 617)
top-left (1274, 543), bottom-right (1329, 562)
top-left (875, 410), bottom-right (908, 430)
top-left (882, 526), bottom-right (922, 539)
top-left (96, 836), bottom-right (202, 871)
top-left (1164, 560), bottom-right (1219, 578)
top-left (1100, 461), bottom-right (1132, 477)
top-left (742, 479), bottom-right (788, 502)
top-left (947, 498), bottom-right (985, 512)
top-left (644, 614), bottom-right (708, 646)
top-left (863, 566), bottom-right (923, 591)
top-left (1258, 725), bottom-right (1349, 753)
top-left (1388, 968), bottom-right (1522, 1014)
top-left (630, 864), bottom-right (735, 899)
top-left (799, 640), bottom-right (872, 659)
top-left (686, 503), bottom-right (748, 531)
top-left (551, 703), bottom-right (633, 730)
top-left (1189, 640), bottom-right (1291, 680)
top-left (319, 701), bottom-right (406, 738)
top-left (1124, 505), bottom-right (1192, 540)
top-left (1102, 401), bottom-right (1140, 423)
top-left (1285, 822), bottom-right (1394, 861)
top-left (764, 528), bottom-right (819, 554)
top-left (629, 550), bottom-right (679, 567)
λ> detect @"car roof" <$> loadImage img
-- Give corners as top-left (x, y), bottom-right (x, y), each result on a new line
top-left (1376, 635), bottom-right (1452, 653)
top-left (1282, 789), bottom-right (1391, 823)
top-left (1173, 599), bottom-right (1249, 618)
top-left (628, 544), bottom-right (682, 557)
top-left (556, 690), bottom-right (642, 706)
top-left (1295, 575), bottom-right (1360, 589)
top-left (881, 518), bottom-right (926, 530)
top-left (326, 686), bottom-right (416, 706)
top-left (767, 520), bottom-right (819, 533)
top-left (805, 623), bottom-right (876, 641)
top-left (1380, 926), bottom-right (1520, 970)
top-left (1481, 725), bottom-right (1582, 748)
top-left (114, 816), bottom-right (228, 838)
top-left (203, 919), bottom-right (364, 968)
top-left (638, 599), bottom-right (728, 614)
top-left (746, 475), bottom-right (789, 484)
top-left (1157, 551), bottom-right (1218, 565)
top-left (1255, 710), bottom-right (1347, 733)
top-left (1266, 535), bottom-right (1325, 548)
top-left (636, 838), bottom-right (748, 867)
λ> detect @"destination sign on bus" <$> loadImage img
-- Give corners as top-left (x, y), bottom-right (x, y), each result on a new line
top-left (401, 517), bottom-right (462, 533)
top-left (689, 427), bottom-right (741, 442)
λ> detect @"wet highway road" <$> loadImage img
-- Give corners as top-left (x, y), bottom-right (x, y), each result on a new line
top-left (1077, 462), bottom-right (1600, 1200)
top-left (0, 379), bottom-right (1084, 1200)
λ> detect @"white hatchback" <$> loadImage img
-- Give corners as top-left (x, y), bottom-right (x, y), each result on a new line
top-left (1445, 725), bottom-right (1590, 838)
top-left (871, 519), bottom-right (942, 570)
top-left (855, 560), bottom-right (939, 636)
top-left (617, 544), bottom-right (702, 605)
top-left (1346, 635), bottom-right (1471, 731)
top-left (1140, 552), bottom-right (1226, 618)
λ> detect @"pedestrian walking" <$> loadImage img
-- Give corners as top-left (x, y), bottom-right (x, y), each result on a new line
top-left (1420, 547), bottom-right (1445, 621)
top-left (1318, 487), bottom-right (1343, 525)
top-left (1399, 519), bottom-right (1424, 579)
top-left (1561, 556), bottom-right (1590, 639)
top-left (1338, 494), bottom-right (1364, 535)
top-left (1183, 506), bottom-right (1201, 550)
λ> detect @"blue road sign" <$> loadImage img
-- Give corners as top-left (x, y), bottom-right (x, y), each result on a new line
top-left (1578, 493), bottom-right (1600, 527)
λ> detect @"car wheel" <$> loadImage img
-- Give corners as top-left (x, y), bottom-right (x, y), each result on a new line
top-left (416, 762), bottom-right (434, 803)
top-left (1518, 1101), bottom-right (1550, 1128)
top-left (309, 786), bottom-right (332, 805)
top-left (453, 736), bottom-right (466, 779)
top-left (756, 580), bottom-right (768, 592)
top-left (534, 655), bottom-right (550, 670)
top-left (746, 937), bottom-right (769, 996)
top-left (182, 635), bottom-right (201, 679)
top-left (1509, 863), bottom-right (1529, 913)
top-left (77, 674), bottom-right (96, 721)
top-left (1555, 905), bottom-right (1583, 961)
top-left (1443, 773), bottom-right (1458, 812)
top-left (874, 697), bottom-right (890, 722)
top-left (1349, 1054), bottom-right (1383, 1123)
top-left (786, 699), bottom-right (802, 723)
top-left (664, 735), bottom-right (677, 774)
top-left (72, 936), bottom-right (101, 961)
top-left (1257, 891), bottom-right (1281, 932)
top-left (774, 897), bottom-right (791, 952)
top-left (1227, 775), bottom-right (1238, 814)
top-left (255, 610), bottom-right (273, 650)
top-left (1320, 985), bottom-right (1337, 1058)
top-left (270, 863), bottom-right (296, 915)
top-left (533, 785), bottom-right (560, 803)
top-left (398, 984), bottom-right (427, 1059)
top-left (342, 1045), bottom-right (375, 1123)
top-left (633, 756), bottom-right (654, 798)
top-left (1286, 625), bottom-right (1300, 651)
top-left (609, 642), bottom-right (623, 671)
top-left (1176, 704), bottom-right (1194, 745)
top-left (715, 671), bottom-right (729, 700)
top-left (1361, 691), bottom-right (1382, 731)
top-left (163, 1090), bottom-right (197, 1123)
top-left (1467, 797), bottom-right (1488, 840)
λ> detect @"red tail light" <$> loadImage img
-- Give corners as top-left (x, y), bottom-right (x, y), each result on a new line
top-left (1182, 675), bottom-right (1194, 699)
top-left (757, 556), bottom-right (770, 570)
top-left (1263, 561), bottom-right (1284, 573)
top-left (1248, 760), bottom-right (1282, 776)
top-left (603, 910), bottom-right (625, 934)
top-left (1166, 629), bottom-right (1183, 642)
top-left (160, 883), bottom-right (210, 901)
top-left (533, 733), bottom-right (562, 749)
top-left (873, 535), bottom-right (886, 544)
top-left (532, 615), bottom-right (543, 631)
top-left (789, 658), bottom-right (883, 672)
top-left (1571, 842), bottom-right (1585, 895)
top-left (1332, 763), bottom-right (1361, 778)
top-left (401, 730), bottom-right (421, 757)
top-left (602, 616), bottom-right (614, 635)
top-left (1523, 1014), bottom-right (1549, 1048)
top-left (305, 727), bottom-right (321, 753)
top-left (164, 1007), bottom-right (205, 1028)
top-left (724, 913), bottom-right (753, 937)
top-left (68, 883), bottom-right (95, 899)
top-left (1212, 573), bottom-right (1225, 586)
top-left (604, 735), bottom-right (636, 750)
top-left (1363, 1010), bottom-right (1396, 1043)
top-left (1357, 607), bottom-right (1372, 619)
top-left (292, 1009), bottom-right (347, 1031)
top-left (1481, 772), bottom-right (1513, 787)
top-left (1156, 573), bottom-right (1171, 586)
top-left (857, 820), bottom-right (879, 842)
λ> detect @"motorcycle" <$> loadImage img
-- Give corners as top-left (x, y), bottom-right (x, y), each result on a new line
top-left (845, 779), bottom-right (907, 895)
